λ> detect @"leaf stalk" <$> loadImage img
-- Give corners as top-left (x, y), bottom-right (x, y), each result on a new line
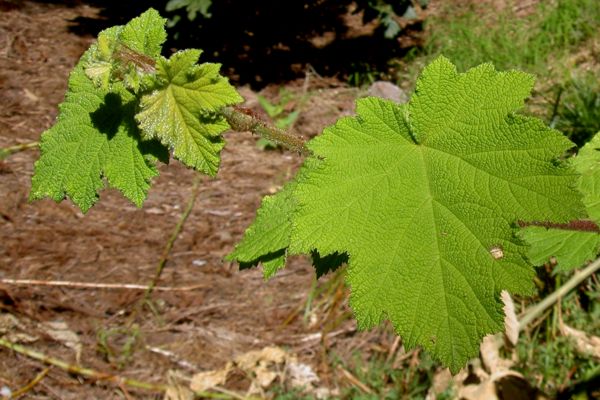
top-left (220, 106), bottom-right (311, 156)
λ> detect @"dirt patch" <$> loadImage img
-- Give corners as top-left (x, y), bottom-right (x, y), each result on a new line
top-left (0, 2), bottom-right (397, 398)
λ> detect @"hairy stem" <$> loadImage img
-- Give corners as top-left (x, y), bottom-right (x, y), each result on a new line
top-left (220, 106), bottom-right (311, 156)
top-left (518, 219), bottom-right (600, 233)
top-left (519, 256), bottom-right (600, 330)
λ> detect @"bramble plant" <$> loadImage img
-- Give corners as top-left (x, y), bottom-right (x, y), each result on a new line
top-left (29, 9), bottom-right (600, 373)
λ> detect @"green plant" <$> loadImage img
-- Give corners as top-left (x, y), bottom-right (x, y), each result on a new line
top-left (165, 0), bottom-right (213, 26)
top-left (27, 8), bottom-right (600, 374)
top-left (347, 62), bottom-right (379, 87)
top-left (256, 88), bottom-right (300, 150)
top-left (555, 72), bottom-right (600, 146)
top-left (97, 325), bottom-right (141, 369)
top-left (424, 0), bottom-right (600, 74)
top-left (329, 350), bottom-right (438, 399)
top-left (365, 0), bottom-right (420, 40)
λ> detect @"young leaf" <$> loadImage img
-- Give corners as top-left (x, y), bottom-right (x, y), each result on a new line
top-left (521, 131), bottom-right (600, 270)
top-left (234, 57), bottom-right (584, 372)
top-left (136, 49), bottom-right (243, 175)
top-left (30, 26), bottom-right (168, 213)
top-left (118, 8), bottom-right (166, 58)
top-left (85, 9), bottom-right (167, 92)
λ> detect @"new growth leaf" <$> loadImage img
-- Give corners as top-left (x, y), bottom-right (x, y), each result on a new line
top-left (30, 15), bottom-right (168, 212)
top-left (136, 49), bottom-right (242, 175)
top-left (30, 8), bottom-right (241, 212)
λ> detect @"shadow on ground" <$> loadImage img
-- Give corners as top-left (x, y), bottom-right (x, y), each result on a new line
top-left (27, 0), bottom-right (423, 88)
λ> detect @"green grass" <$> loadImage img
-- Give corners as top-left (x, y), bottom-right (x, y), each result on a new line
top-left (328, 350), bottom-right (440, 400)
top-left (554, 72), bottom-right (600, 146)
top-left (424, 0), bottom-right (600, 74)
top-left (511, 268), bottom-right (600, 398)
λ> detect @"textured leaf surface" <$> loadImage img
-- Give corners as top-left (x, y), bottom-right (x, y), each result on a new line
top-left (118, 8), bottom-right (166, 58)
top-left (136, 49), bottom-right (242, 175)
top-left (521, 131), bottom-right (600, 270)
top-left (31, 24), bottom-right (167, 212)
top-left (227, 183), bottom-right (296, 279)
top-left (284, 57), bottom-right (583, 371)
top-left (521, 227), bottom-right (600, 270)
top-left (85, 9), bottom-right (166, 92)
top-left (574, 132), bottom-right (600, 221)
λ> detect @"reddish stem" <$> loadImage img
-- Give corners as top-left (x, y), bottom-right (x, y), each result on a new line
top-left (517, 220), bottom-right (600, 233)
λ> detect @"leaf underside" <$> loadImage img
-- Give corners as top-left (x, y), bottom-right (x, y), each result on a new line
top-left (521, 130), bottom-right (600, 271)
top-left (230, 56), bottom-right (584, 371)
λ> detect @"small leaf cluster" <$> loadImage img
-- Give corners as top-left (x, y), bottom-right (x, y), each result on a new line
top-left (30, 9), bottom-right (241, 212)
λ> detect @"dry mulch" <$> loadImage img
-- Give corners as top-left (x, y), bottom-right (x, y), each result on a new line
top-left (0, 2), bottom-right (398, 398)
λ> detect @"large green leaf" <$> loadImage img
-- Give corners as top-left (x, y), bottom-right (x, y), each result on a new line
top-left (136, 49), bottom-right (242, 175)
top-left (231, 56), bottom-right (584, 371)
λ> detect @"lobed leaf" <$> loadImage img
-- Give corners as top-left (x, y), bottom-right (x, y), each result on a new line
top-left (231, 56), bottom-right (585, 371)
top-left (85, 9), bottom-right (167, 92)
top-left (31, 23), bottom-right (168, 212)
top-left (136, 49), bottom-right (243, 175)
top-left (226, 183), bottom-right (296, 279)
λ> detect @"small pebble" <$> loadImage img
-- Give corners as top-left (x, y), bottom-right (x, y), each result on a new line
top-left (1, 387), bottom-right (12, 399)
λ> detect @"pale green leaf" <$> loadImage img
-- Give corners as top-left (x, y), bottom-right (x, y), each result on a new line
top-left (85, 9), bottom-right (166, 92)
top-left (136, 49), bottom-right (243, 175)
top-left (287, 57), bottom-right (583, 372)
top-left (118, 8), bottom-right (166, 58)
top-left (31, 26), bottom-right (167, 212)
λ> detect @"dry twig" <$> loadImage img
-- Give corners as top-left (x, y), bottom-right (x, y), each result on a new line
top-left (0, 279), bottom-right (207, 292)
top-left (519, 256), bottom-right (600, 331)
top-left (0, 338), bottom-right (234, 399)
top-left (9, 367), bottom-right (50, 398)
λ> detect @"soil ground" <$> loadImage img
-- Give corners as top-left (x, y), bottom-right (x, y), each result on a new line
top-left (0, 2), bottom-right (400, 399)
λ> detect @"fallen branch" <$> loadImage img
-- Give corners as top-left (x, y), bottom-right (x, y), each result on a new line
top-left (0, 338), bottom-right (165, 392)
top-left (0, 338), bottom-right (234, 399)
top-left (0, 279), bottom-right (207, 292)
top-left (519, 256), bottom-right (600, 331)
